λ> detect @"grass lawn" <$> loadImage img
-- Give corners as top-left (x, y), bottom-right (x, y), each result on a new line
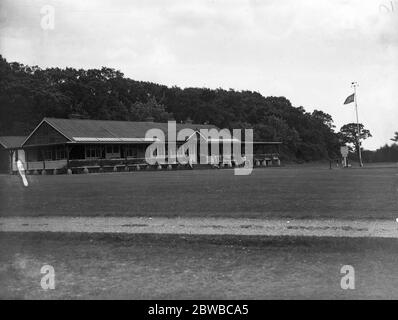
top-left (0, 166), bottom-right (397, 219)
top-left (1, 232), bottom-right (398, 299)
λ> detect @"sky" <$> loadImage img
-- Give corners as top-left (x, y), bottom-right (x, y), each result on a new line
top-left (0, 0), bottom-right (397, 150)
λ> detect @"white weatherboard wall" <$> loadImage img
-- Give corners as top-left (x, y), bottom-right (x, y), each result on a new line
top-left (11, 150), bottom-right (25, 171)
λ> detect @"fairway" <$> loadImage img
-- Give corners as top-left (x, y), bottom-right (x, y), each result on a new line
top-left (1, 166), bottom-right (397, 219)
top-left (1, 232), bottom-right (398, 299)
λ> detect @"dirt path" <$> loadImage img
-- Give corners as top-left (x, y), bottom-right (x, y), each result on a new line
top-left (1, 216), bottom-right (398, 238)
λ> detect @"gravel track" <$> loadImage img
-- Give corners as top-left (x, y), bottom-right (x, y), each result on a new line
top-left (1, 216), bottom-right (398, 238)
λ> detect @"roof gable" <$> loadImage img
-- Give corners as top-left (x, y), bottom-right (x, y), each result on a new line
top-left (23, 120), bottom-right (71, 147)
top-left (20, 118), bottom-right (282, 147)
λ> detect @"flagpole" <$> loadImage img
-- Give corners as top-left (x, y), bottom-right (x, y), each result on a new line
top-left (352, 82), bottom-right (363, 167)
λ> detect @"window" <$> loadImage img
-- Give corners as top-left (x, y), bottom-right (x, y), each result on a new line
top-left (44, 149), bottom-right (53, 161)
top-left (106, 145), bottom-right (120, 154)
top-left (125, 146), bottom-right (138, 158)
top-left (105, 145), bottom-right (120, 159)
top-left (27, 149), bottom-right (39, 161)
top-left (106, 145), bottom-right (119, 153)
top-left (55, 147), bottom-right (66, 160)
top-left (85, 146), bottom-right (102, 159)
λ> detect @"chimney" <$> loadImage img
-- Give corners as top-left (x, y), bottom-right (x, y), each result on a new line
top-left (185, 117), bottom-right (193, 124)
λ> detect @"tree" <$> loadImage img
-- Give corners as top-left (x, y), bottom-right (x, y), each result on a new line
top-left (0, 54), bottom-right (344, 162)
top-left (129, 96), bottom-right (171, 122)
top-left (339, 123), bottom-right (372, 156)
top-left (311, 110), bottom-right (335, 129)
top-left (391, 132), bottom-right (398, 143)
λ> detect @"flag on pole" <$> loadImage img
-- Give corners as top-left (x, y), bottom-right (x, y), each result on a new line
top-left (344, 93), bottom-right (355, 104)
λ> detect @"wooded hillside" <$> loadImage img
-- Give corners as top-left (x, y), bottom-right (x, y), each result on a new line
top-left (0, 55), bottom-right (342, 161)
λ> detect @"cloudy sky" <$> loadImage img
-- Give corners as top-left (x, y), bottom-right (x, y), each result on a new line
top-left (1, 0), bottom-right (397, 149)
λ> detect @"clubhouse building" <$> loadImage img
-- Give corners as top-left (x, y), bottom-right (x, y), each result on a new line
top-left (0, 117), bottom-right (281, 174)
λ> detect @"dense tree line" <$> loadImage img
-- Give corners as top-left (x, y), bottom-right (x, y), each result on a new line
top-left (361, 144), bottom-right (398, 163)
top-left (0, 55), bottom-right (345, 161)
top-left (346, 130), bottom-right (398, 163)
top-left (360, 132), bottom-right (398, 163)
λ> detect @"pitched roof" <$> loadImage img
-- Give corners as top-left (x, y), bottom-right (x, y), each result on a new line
top-left (0, 136), bottom-right (26, 149)
top-left (24, 118), bottom-right (219, 145)
top-left (22, 118), bottom-right (283, 146)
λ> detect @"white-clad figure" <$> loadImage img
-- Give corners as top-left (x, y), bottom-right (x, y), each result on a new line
top-left (242, 155), bottom-right (247, 168)
top-left (211, 155), bottom-right (219, 168)
top-left (17, 160), bottom-right (28, 187)
top-left (188, 156), bottom-right (194, 169)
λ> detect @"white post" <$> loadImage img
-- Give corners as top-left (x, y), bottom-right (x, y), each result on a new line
top-left (352, 82), bottom-right (363, 167)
